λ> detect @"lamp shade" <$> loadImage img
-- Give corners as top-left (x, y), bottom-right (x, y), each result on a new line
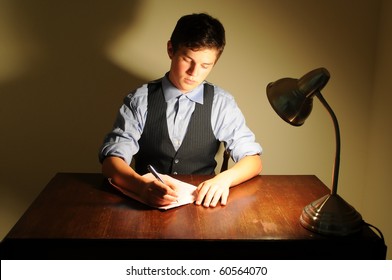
top-left (266, 68), bottom-right (330, 126)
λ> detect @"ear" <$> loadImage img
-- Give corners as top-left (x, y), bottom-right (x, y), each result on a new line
top-left (167, 40), bottom-right (174, 59)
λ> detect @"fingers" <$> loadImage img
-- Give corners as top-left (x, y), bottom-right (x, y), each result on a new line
top-left (145, 181), bottom-right (178, 206)
top-left (161, 175), bottom-right (179, 192)
top-left (196, 183), bottom-right (229, 208)
top-left (150, 180), bottom-right (178, 196)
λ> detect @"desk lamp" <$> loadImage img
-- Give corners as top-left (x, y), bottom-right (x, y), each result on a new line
top-left (266, 67), bottom-right (363, 236)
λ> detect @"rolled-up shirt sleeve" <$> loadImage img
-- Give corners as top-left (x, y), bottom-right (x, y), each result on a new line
top-left (211, 86), bottom-right (262, 163)
top-left (98, 86), bottom-right (148, 165)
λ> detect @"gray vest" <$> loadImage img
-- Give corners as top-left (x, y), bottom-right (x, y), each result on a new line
top-left (135, 82), bottom-right (220, 175)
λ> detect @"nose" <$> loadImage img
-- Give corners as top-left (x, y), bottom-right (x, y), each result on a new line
top-left (187, 63), bottom-right (198, 76)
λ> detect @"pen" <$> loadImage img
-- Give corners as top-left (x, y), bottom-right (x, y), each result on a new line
top-left (147, 164), bottom-right (178, 204)
top-left (147, 164), bottom-right (166, 184)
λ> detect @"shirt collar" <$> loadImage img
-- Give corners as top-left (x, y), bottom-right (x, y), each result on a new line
top-left (162, 74), bottom-right (204, 104)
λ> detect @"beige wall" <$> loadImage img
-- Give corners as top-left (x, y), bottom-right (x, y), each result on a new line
top-left (1, 0), bottom-right (390, 259)
top-left (364, 0), bottom-right (392, 259)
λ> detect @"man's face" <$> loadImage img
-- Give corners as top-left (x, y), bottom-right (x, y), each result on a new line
top-left (167, 42), bottom-right (219, 93)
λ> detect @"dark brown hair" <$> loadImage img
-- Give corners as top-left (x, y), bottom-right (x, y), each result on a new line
top-left (170, 13), bottom-right (226, 59)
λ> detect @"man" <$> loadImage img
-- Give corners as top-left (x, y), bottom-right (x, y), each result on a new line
top-left (99, 13), bottom-right (262, 208)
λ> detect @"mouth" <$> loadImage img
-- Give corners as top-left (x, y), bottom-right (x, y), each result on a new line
top-left (184, 78), bottom-right (196, 84)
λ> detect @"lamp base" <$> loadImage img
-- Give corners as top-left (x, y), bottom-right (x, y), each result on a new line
top-left (300, 194), bottom-right (363, 236)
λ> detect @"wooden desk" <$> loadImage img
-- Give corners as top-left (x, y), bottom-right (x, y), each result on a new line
top-left (0, 173), bottom-right (386, 259)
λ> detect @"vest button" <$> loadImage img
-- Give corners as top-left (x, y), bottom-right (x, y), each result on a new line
top-left (174, 159), bottom-right (180, 164)
top-left (173, 172), bottom-right (178, 175)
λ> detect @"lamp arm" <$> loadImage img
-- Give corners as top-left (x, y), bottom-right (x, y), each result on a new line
top-left (315, 91), bottom-right (340, 195)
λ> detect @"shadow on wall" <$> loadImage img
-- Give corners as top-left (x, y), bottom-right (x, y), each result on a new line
top-left (0, 0), bottom-right (146, 236)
